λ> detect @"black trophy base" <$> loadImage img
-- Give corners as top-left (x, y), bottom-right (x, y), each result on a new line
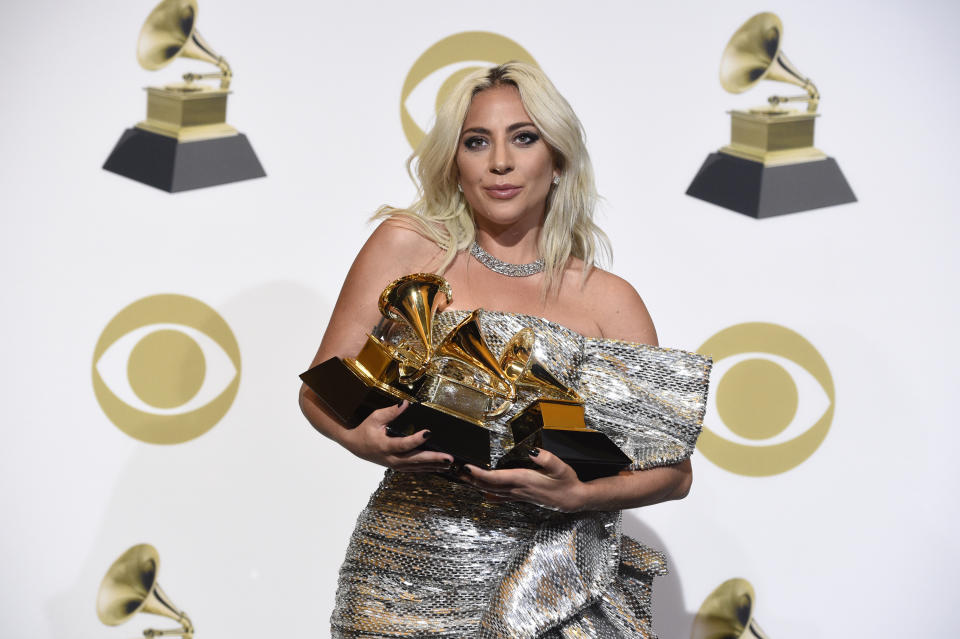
top-left (498, 429), bottom-right (631, 482)
top-left (300, 358), bottom-right (400, 427)
top-left (300, 358), bottom-right (491, 468)
top-left (387, 403), bottom-right (491, 469)
top-left (103, 127), bottom-right (266, 192)
top-left (686, 152), bottom-right (856, 218)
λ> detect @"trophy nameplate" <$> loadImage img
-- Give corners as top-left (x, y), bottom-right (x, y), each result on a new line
top-left (417, 373), bottom-right (497, 422)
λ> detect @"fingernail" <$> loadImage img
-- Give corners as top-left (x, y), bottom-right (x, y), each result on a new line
top-left (397, 401), bottom-right (403, 407)
top-left (422, 430), bottom-right (431, 440)
top-left (462, 466), bottom-right (472, 475)
top-left (529, 448), bottom-right (540, 457)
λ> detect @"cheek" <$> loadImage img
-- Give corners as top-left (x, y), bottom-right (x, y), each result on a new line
top-left (532, 150), bottom-right (555, 180)
top-left (456, 153), bottom-right (480, 183)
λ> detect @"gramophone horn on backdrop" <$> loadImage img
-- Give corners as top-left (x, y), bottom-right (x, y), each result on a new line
top-left (97, 544), bottom-right (194, 638)
top-left (719, 12), bottom-right (818, 112)
top-left (137, 0), bottom-right (231, 88)
top-left (691, 577), bottom-right (768, 639)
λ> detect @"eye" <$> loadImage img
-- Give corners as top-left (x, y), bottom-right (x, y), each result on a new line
top-left (513, 131), bottom-right (540, 146)
top-left (695, 322), bottom-right (835, 476)
top-left (91, 294), bottom-right (241, 444)
top-left (462, 135), bottom-right (488, 151)
top-left (94, 324), bottom-right (238, 415)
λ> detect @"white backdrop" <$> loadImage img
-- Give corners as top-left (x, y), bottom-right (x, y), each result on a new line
top-left (2, 0), bottom-right (958, 637)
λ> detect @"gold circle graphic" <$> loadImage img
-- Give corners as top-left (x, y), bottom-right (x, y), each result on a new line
top-left (716, 358), bottom-right (798, 440)
top-left (400, 31), bottom-right (538, 149)
top-left (92, 294), bottom-right (241, 444)
top-left (697, 322), bottom-right (834, 476)
top-left (128, 329), bottom-right (206, 409)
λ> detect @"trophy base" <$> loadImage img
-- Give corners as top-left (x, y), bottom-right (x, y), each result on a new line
top-left (498, 400), bottom-right (631, 481)
top-left (300, 358), bottom-right (492, 468)
top-left (300, 358), bottom-right (408, 427)
top-left (387, 402), bottom-right (491, 469)
top-left (686, 152), bottom-right (856, 218)
top-left (103, 127), bottom-right (266, 192)
top-left (497, 429), bottom-right (631, 482)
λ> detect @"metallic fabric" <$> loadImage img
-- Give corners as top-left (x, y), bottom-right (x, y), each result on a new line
top-left (331, 310), bottom-right (711, 638)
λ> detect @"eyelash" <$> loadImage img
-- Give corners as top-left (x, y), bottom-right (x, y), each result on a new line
top-left (514, 131), bottom-right (540, 146)
top-left (462, 131), bottom-right (541, 151)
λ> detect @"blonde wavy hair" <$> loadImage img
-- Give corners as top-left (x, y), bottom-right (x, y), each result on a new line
top-left (375, 62), bottom-right (610, 294)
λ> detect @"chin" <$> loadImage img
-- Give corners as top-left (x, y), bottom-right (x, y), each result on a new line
top-left (473, 210), bottom-right (533, 228)
top-left (470, 200), bottom-right (543, 228)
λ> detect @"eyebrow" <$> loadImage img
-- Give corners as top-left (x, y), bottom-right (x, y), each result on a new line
top-left (462, 122), bottom-right (537, 137)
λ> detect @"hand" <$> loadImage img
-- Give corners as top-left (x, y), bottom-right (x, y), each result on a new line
top-left (460, 449), bottom-right (587, 513)
top-left (341, 401), bottom-right (453, 472)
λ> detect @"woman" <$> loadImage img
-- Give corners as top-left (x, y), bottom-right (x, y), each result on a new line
top-left (300, 63), bottom-right (710, 638)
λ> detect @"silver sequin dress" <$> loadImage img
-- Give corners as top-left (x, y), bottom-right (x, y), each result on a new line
top-left (331, 310), bottom-right (712, 638)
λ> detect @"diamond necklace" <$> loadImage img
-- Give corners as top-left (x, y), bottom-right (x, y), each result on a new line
top-left (469, 241), bottom-right (545, 277)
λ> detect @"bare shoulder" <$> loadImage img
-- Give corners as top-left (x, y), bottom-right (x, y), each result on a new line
top-left (315, 216), bottom-right (443, 363)
top-left (362, 216), bottom-right (442, 267)
top-left (580, 265), bottom-right (658, 345)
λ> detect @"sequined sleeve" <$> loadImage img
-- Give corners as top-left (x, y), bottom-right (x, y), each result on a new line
top-left (578, 338), bottom-right (712, 470)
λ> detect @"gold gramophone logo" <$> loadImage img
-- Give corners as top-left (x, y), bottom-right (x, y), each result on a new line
top-left (685, 12), bottom-right (855, 217)
top-left (102, 0), bottom-right (265, 192)
top-left (92, 294), bottom-right (240, 444)
top-left (400, 31), bottom-right (538, 149)
top-left (697, 322), bottom-right (834, 476)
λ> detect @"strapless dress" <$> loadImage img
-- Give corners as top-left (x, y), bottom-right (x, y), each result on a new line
top-left (331, 310), bottom-right (711, 638)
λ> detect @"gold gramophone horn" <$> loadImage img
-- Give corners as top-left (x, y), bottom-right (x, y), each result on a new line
top-left (378, 273), bottom-right (452, 380)
top-left (691, 578), bottom-right (768, 639)
top-left (719, 12), bottom-right (819, 112)
top-left (97, 543), bottom-right (194, 638)
top-left (500, 328), bottom-right (582, 401)
top-left (137, 0), bottom-right (232, 89)
top-left (435, 310), bottom-right (516, 400)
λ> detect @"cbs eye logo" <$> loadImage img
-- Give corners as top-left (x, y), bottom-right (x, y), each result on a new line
top-left (92, 294), bottom-right (241, 444)
top-left (697, 322), bottom-right (834, 476)
top-left (401, 31), bottom-right (538, 149)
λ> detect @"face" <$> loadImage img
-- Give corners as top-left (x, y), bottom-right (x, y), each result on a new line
top-left (455, 84), bottom-right (557, 230)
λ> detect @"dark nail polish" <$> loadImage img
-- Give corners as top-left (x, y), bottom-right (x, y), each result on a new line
top-left (462, 466), bottom-right (472, 475)
top-left (529, 448), bottom-right (540, 457)
top-left (422, 430), bottom-right (431, 440)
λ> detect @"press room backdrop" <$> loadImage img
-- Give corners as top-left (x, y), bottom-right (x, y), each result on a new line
top-left (2, 0), bottom-right (957, 636)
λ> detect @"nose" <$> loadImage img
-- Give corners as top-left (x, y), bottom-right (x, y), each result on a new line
top-left (490, 142), bottom-right (513, 175)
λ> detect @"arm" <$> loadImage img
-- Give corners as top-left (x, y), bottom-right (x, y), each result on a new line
top-left (462, 271), bottom-right (694, 511)
top-left (298, 219), bottom-right (454, 471)
top-left (463, 452), bottom-right (691, 513)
